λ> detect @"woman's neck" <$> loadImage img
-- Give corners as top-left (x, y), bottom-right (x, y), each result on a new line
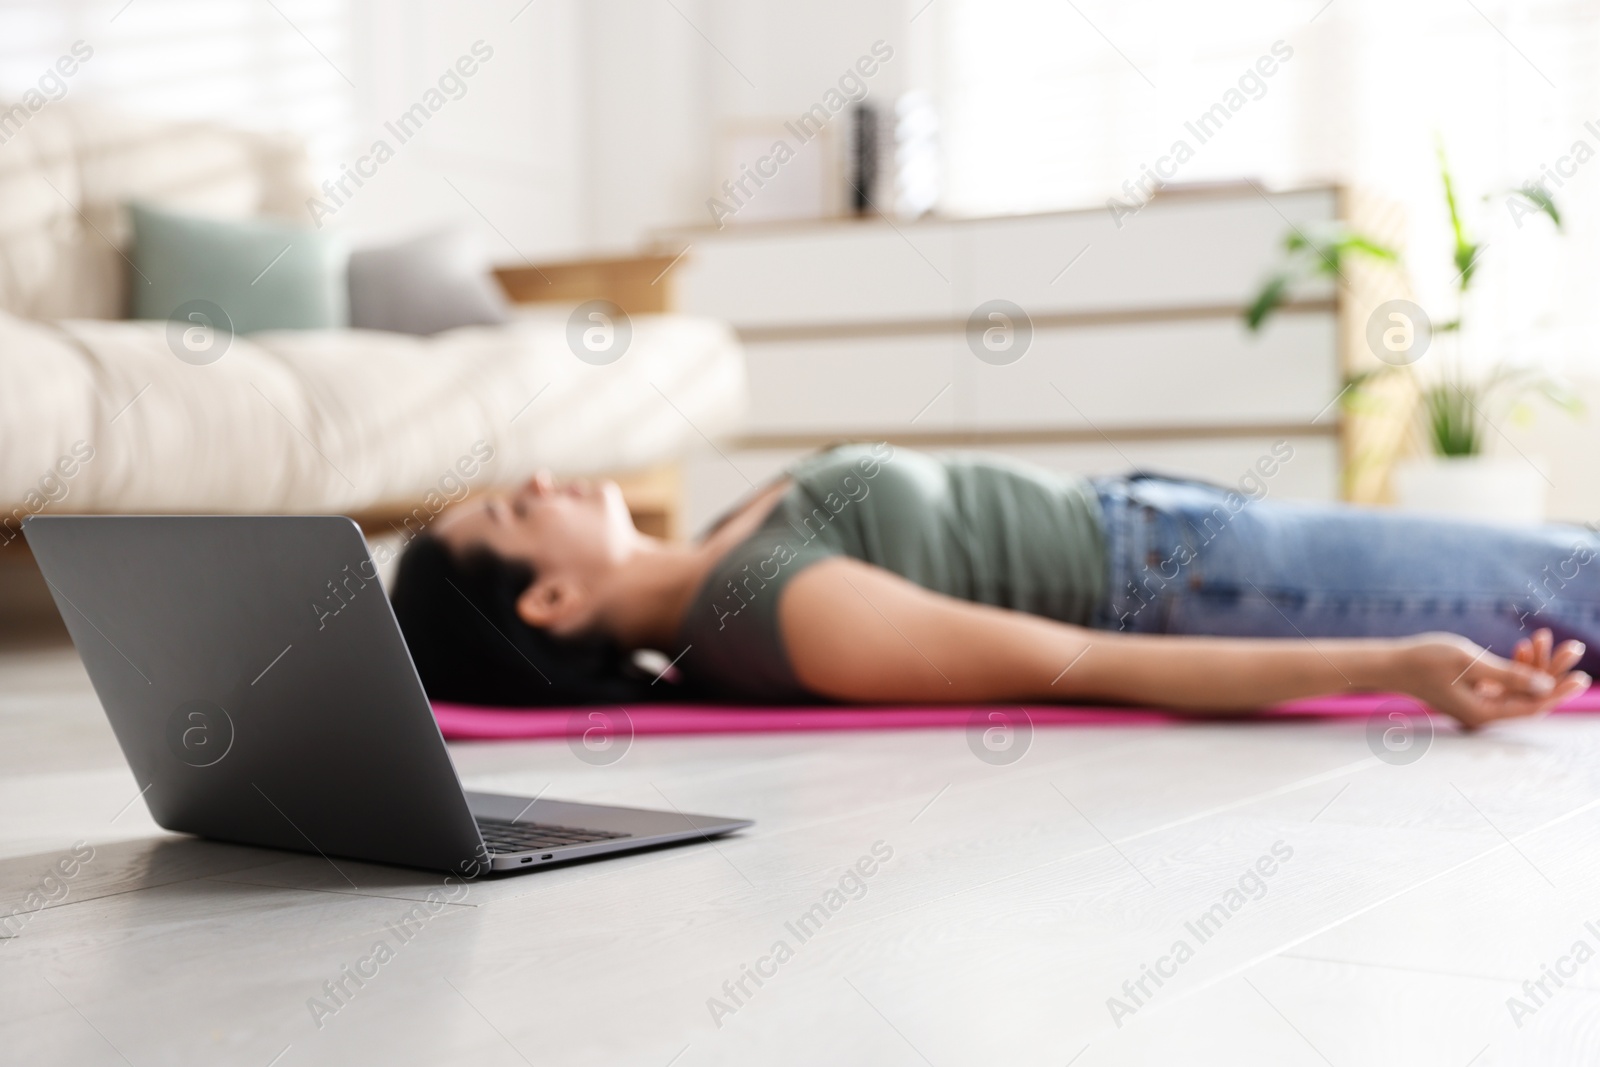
top-left (594, 477), bottom-right (793, 651)
top-left (595, 536), bottom-right (718, 650)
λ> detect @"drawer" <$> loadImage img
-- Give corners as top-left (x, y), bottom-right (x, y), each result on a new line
top-left (676, 226), bottom-right (957, 330)
top-left (960, 188), bottom-right (1339, 317)
top-left (966, 310), bottom-right (1338, 430)
top-left (671, 187), bottom-right (1338, 330)
top-left (736, 309), bottom-right (1337, 434)
top-left (740, 331), bottom-right (963, 434)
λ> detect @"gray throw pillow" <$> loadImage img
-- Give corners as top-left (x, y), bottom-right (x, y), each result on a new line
top-left (129, 202), bottom-right (348, 333)
top-left (347, 227), bottom-right (510, 336)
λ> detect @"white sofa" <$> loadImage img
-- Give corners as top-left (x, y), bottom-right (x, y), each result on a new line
top-left (0, 104), bottom-right (745, 522)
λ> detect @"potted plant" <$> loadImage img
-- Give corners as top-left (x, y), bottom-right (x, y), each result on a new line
top-left (1247, 146), bottom-right (1579, 521)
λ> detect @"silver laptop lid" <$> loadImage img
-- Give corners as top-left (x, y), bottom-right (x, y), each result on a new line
top-left (24, 515), bottom-right (487, 875)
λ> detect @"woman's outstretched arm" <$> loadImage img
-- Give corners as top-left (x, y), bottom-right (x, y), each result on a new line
top-left (779, 557), bottom-right (1589, 729)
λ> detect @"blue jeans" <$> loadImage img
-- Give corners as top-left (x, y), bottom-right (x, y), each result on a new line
top-left (1092, 475), bottom-right (1600, 672)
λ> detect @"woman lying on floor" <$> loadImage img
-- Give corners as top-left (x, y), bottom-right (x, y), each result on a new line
top-left (391, 442), bottom-right (1593, 728)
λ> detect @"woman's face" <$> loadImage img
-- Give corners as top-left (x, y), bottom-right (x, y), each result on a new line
top-left (434, 471), bottom-right (637, 581)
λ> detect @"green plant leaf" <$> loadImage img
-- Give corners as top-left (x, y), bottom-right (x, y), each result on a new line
top-left (1453, 241), bottom-right (1483, 289)
top-left (1437, 142), bottom-right (1480, 293)
top-left (1511, 184), bottom-right (1563, 230)
top-left (1334, 234), bottom-right (1399, 262)
top-left (1247, 225), bottom-right (1399, 331)
top-left (1424, 383), bottom-right (1482, 456)
top-left (1245, 273), bottom-right (1289, 331)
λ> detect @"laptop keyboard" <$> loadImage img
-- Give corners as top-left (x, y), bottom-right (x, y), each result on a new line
top-left (475, 816), bottom-right (632, 855)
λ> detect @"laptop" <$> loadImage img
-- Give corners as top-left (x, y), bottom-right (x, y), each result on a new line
top-left (23, 515), bottom-right (751, 877)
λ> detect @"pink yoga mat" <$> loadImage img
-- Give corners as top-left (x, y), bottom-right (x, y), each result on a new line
top-left (431, 688), bottom-right (1600, 741)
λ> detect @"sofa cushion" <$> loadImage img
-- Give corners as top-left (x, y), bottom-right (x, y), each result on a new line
top-left (129, 201), bottom-right (347, 334)
top-left (347, 227), bottom-right (509, 336)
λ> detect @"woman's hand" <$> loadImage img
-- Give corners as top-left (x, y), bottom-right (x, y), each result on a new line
top-left (1396, 628), bottom-right (1589, 729)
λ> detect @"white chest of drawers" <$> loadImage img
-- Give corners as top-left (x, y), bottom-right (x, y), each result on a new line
top-left (664, 185), bottom-right (1346, 533)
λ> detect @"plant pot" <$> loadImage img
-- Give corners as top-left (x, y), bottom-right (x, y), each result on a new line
top-left (1390, 455), bottom-right (1547, 524)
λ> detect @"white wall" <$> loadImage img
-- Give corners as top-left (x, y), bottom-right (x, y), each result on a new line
top-left (336, 0), bottom-right (915, 255)
top-left (335, 0), bottom-right (589, 253)
top-left (0, 0), bottom-right (911, 258)
top-left (557, 0), bottom-right (913, 253)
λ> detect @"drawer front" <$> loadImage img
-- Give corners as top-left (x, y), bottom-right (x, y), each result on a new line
top-left (740, 332), bottom-right (964, 434)
top-left (737, 311), bottom-right (1337, 435)
top-left (676, 227), bottom-right (958, 330)
top-left (673, 187), bottom-right (1338, 330)
top-left (960, 188), bottom-right (1338, 317)
top-left (966, 311), bottom-right (1338, 430)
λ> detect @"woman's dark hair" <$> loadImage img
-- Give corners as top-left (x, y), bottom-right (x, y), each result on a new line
top-left (390, 534), bottom-right (665, 706)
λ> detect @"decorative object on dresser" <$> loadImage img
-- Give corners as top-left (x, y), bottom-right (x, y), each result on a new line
top-left (711, 118), bottom-right (840, 228)
top-left (849, 102), bottom-right (882, 216)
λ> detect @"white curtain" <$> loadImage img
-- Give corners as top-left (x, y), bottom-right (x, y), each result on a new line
top-left (931, 0), bottom-right (1600, 373)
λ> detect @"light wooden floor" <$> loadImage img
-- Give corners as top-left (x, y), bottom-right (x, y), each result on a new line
top-left (6, 639), bottom-right (1600, 1066)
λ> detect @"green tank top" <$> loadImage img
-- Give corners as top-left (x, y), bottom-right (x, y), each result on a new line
top-left (675, 443), bottom-right (1107, 701)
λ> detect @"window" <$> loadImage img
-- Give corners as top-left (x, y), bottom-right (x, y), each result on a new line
top-left (0, 0), bottom-right (355, 170)
top-left (932, 0), bottom-right (1600, 370)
